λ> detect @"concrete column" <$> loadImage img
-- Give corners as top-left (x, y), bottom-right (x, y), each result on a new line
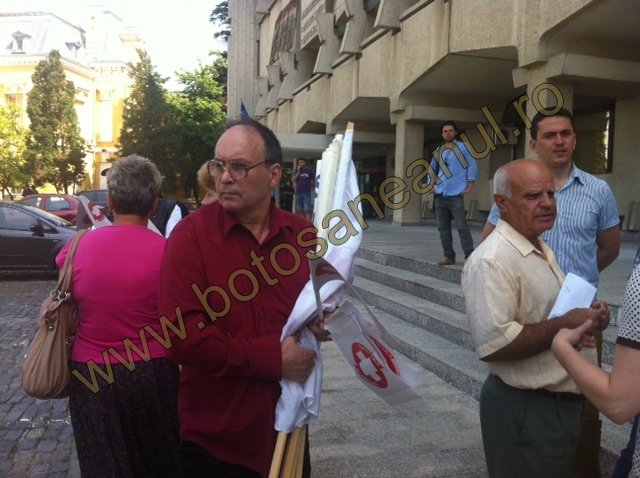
top-left (390, 114), bottom-right (424, 225)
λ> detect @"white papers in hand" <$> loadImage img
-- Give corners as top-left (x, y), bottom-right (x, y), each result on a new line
top-left (548, 272), bottom-right (597, 320)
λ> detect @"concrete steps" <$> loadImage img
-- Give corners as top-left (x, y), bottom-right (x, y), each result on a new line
top-left (352, 248), bottom-right (631, 475)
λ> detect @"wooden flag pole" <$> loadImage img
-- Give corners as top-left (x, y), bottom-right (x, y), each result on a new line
top-left (293, 425), bottom-right (306, 478)
top-left (268, 431), bottom-right (288, 478)
top-left (281, 426), bottom-right (305, 478)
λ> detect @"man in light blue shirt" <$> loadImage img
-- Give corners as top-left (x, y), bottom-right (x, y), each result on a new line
top-left (430, 121), bottom-right (478, 266)
top-left (481, 108), bottom-right (620, 478)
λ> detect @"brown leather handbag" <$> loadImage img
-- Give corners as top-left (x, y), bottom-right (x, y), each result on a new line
top-left (21, 229), bottom-right (89, 399)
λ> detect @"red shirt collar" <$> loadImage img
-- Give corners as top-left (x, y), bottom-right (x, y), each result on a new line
top-left (219, 200), bottom-right (295, 244)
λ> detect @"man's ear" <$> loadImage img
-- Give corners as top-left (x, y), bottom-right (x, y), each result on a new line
top-left (152, 197), bottom-right (159, 214)
top-left (107, 193), bottom-right (114, 211)
top-left (269, 163), bottom-right (282, 188)
top-left (494, 194), bottom-right (508, 215)
top-left (529, 138), bottom-right (538, 154)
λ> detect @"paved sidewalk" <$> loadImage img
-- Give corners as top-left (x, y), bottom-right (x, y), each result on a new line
top-left (0, 278), bottom-right (79, 478)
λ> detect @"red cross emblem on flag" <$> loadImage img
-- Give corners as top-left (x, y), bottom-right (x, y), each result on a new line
top-left (352, 342), bottom-right (388, 389)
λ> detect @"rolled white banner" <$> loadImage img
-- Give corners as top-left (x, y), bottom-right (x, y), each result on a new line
top-left (314, 135), bottom-right (342, 241)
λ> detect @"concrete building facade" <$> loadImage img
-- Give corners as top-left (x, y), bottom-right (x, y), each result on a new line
top-left (0, 4), bottom-right (142, 192)
top-left (228, 0), bottom-right (640, 229)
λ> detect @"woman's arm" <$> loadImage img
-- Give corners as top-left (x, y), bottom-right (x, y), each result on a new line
top-left (553, 318), bottom-right (640, 424)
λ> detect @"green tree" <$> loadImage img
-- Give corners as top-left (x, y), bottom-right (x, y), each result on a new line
top-left (0, 104), bottom-right (27, 199)
top-left (209, 1), bottom-right (230, 44)
top-left (118, 49), bottom-right (172, 170)
top-left (166, 61), bottom-right (227, 201)
top-left (25, 50), bottom-right (85, 193)
top-left (209, 51), bottom-right (228, 111)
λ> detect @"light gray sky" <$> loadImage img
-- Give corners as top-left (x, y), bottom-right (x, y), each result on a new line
top-left (14, 0), bottom-right (226, 89)
top-left (118, 0), bottom-right (226, 88)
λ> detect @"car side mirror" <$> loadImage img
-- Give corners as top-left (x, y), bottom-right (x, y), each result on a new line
top-left (30, 220), bottom-right (55, 235)
top-left (29, 222), bottom-right (45, 235)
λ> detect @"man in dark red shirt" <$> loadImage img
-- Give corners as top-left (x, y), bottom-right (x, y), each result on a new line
top-left (159, 118), bottom-right (319, 477)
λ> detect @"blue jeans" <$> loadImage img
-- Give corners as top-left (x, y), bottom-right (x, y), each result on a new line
top-left (435, 195), bottom-right (474, 260)
top-left (296, 193), bottom-right (312, 212)
top-left (611, 414), bottom-right (639, 478)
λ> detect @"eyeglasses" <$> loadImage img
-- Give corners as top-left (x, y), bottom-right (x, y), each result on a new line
top-left (207, 159), bottom-right (271, 180)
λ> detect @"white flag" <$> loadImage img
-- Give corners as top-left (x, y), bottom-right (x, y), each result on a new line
top-left (327, 301), bottom-right (425, 410)
top-left (76, 196), bottom-right (111, 229)
top-left (275, 123), bottom-right (361, 433)
top-left (77, 195), bottom-right (163, 234)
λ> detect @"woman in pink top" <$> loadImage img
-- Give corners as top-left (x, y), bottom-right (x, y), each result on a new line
top-left (57, 155), bottom-right (180, 477)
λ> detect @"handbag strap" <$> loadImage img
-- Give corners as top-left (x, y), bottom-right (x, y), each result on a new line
top-left (56, 229), bottom-right (90, 297)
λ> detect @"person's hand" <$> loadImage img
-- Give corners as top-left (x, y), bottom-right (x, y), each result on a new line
top-left (590, 300), bottom-right (611, 332)
top-left (281, 333), bottom-right (317, 383)
top-left (553, 319), bottom-right (597, 352)
top-left (307, 311), bottom-right (335, 342)
top-left (558, 307), bottom-right (600, 330)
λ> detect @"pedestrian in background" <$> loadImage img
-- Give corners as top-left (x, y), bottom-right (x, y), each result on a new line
top-left (150, 192), bottom-right (189, 237)
top-left (292, 158), bottom-right (314, 221)
top-left (430, 120), bottom-right (477, 266)
top-left (281, 179), bottom-right (294, 212)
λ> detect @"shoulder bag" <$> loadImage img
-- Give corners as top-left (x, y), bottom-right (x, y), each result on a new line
top-left (21, 229), bottom-right (89, 399)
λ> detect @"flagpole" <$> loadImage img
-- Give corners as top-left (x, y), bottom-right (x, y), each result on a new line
top-left (268, 431), bottom-right (288, 478)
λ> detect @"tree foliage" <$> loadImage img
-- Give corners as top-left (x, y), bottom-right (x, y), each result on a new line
top-left (209, 1), bottom-right (230, 44)
top-left (0, 104), bottom-right (27, 199)
top-left (118, 50), bottom-right (227, 197)
top-left (118, 49), bottom-right (171, 168)
top-left (209, 51), bottom-right (228, 110)
top-left (166, 60), bottom-right (227, 199)
top-left (25, 50), bottom-right (85, 193)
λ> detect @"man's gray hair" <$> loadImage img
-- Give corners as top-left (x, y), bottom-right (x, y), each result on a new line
top-left (493, 165), bottom-right (512, 198)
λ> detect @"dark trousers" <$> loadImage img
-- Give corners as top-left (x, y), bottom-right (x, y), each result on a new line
top-left (180, 439), bottom-right (311, 478)
top-left (435, 195), bottom-right (474, 259)
top-left (480, 374), bottom-right (584, 478)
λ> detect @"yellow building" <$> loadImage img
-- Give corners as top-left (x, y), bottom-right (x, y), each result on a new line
top-left (0, 4), bottom-right (142, 193)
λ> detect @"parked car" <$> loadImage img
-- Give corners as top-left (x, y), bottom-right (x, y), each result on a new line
top-left (77, 189), bottom-right (113, 222)
top-left (0, 202), bottom-right (76, 271)
top-left (20, 193), bottom-right (80, 224)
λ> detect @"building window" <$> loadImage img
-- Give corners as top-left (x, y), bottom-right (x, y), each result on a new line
top-left (10, 31), bottom-right (31, 53)
top-left (364, 0), bottom-right (381, 14)
top-left (574, 103), bottom-right (614, 174)
top-left (66, 41), bottom-right (82, 58)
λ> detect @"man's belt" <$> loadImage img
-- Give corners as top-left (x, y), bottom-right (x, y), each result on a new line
top-left (529, 387), bottom-right (585, 402)
top-left (435, 193), bottom-right (462, 198)
top-left (494, 375), bottom-right (584, 402)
